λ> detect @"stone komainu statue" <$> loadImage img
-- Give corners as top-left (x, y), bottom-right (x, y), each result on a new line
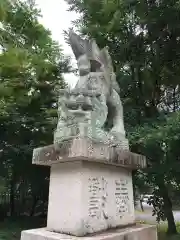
top-left (54, 30), bottom-right (129, 150)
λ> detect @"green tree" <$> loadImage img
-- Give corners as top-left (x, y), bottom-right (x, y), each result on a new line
top-left (0, 0), bottom-right (69, 216)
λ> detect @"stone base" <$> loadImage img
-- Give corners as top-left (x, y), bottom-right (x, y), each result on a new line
top-left (32, 138), bottom-right (146, 169)
top-left (31, 137), bottom-right (147, 237)
top-left (21, 225), bottom-right (157, 240)
top-left (46, 161), bottom-right (135, 236)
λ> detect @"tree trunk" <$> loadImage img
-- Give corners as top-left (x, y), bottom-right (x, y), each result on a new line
top-left (140, 199), bottom-right (144, 212)
top-left (9, 177), bottom-right (15, 217)
top-left (158, 180), bottom-right (177, 235)
top-left (30, 196), bottom-right (38, 217)
top-left (173, 87), bottom-right (176, 112)
top-left (163, 190), bottom-right (177, 235)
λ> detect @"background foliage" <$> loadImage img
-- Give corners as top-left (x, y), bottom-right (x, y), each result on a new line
top-left (0, 0), bottom-right (69, 217)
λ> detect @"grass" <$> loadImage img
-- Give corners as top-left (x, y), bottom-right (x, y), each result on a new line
top-left (136, 219), bottom-right (180, 240)
top-left (0, 217), bottom-right (46, 240)
top-left (157, 223), bottom-right (180, 240)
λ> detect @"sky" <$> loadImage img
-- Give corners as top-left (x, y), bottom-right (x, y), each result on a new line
top-left (35, 0), bottom-right (78, 87)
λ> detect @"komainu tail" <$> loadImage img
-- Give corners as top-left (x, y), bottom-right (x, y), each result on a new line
top-left (68, 30), bottom-right (120, 92)
top-left (68, 30), bottom-right (102, 65)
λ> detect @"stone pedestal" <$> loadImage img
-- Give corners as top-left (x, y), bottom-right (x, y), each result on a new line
top-left (20, 137), bottom-right (157, 240)
top-left (48, 161), bottom-right (135, 236)
top-left (21, 225), bottom-right (157, 240)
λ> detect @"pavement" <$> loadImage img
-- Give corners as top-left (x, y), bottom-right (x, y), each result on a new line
top-left (135, 202), bottom-right (180, 224)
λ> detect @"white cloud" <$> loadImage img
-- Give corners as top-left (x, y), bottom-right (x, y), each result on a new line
top-left (35, 0), bottom-right (78, 87)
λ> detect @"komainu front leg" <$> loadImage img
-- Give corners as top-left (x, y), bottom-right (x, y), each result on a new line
top-left (109, 89), bottom-right (125, 136)
top-left (108, 89), bottom-right (129, 149)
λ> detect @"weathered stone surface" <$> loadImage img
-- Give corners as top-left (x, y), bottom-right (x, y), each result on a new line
top-left (21, 225), bottom-right (157, 240)
top-left (32, 138), bottom-right (146, 169)
top-left (54, 31), bottom-right (129, 151)
top-left (46, 161), bottom-right (135, 236)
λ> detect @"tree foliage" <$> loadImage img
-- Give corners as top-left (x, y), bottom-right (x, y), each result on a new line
top-left (0, 0), bottom-right (69, 216)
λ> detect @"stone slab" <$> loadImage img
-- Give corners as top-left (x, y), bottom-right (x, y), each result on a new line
top-left (46, 161), bottom-right (135, 236)
top-left (32, 138), bottom-right (146, 169)
top-left (21, 225), bottom-right (157, 240)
